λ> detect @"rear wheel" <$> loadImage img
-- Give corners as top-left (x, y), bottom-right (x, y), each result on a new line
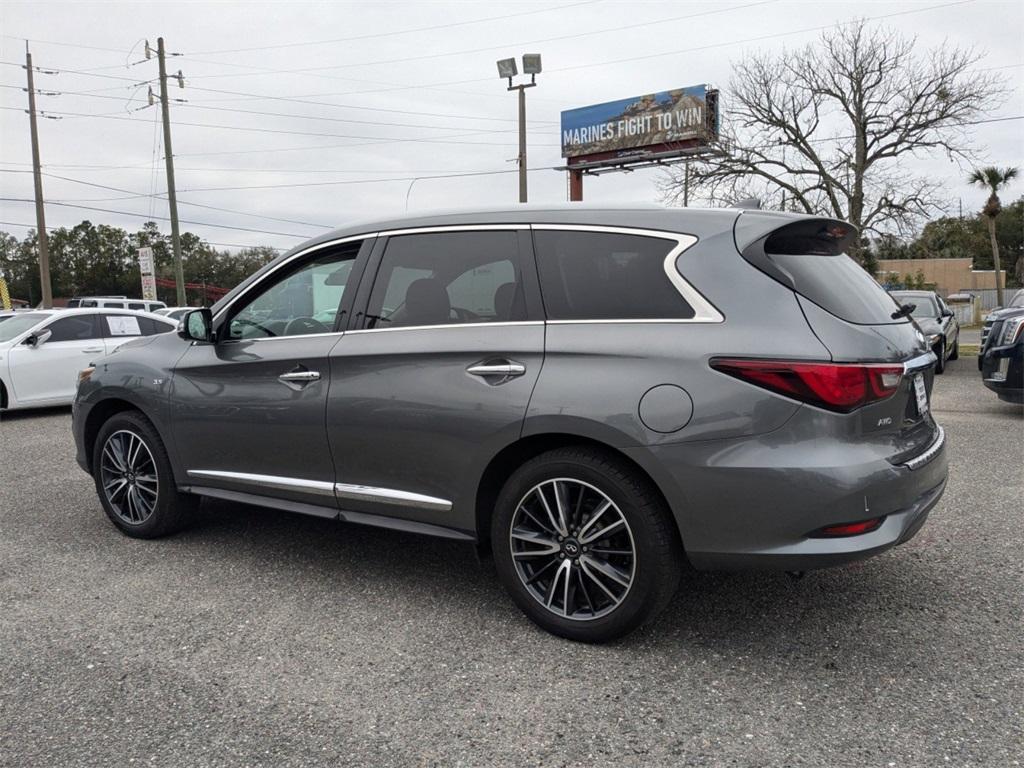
top-left (491, 447), bottom-right (682, 643)
top-left (92, 411), bottom-right (196, 538)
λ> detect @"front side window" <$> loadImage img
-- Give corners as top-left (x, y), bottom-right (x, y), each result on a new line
top-left (45, 315), bottom-right (102, 342)
top-left (0, 313), bottom-right (49, 343)
top-left (228, 242), bottom-right (360, 339)
top-left (533, 230), bottom-right (695, 320)
top-left (364, 231), bottom-right (527, 329)
top-left (128, 303), bottom-right (145, 311)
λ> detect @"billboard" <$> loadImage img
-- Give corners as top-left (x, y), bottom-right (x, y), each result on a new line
top-left (560, 84), bottom-right (717, 159)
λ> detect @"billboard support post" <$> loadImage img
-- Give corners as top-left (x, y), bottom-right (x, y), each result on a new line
top-left (569, 169), bottom-right (583, 202)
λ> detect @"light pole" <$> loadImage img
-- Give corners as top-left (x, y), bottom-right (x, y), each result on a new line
top-left (497, 54), bottom-right (541, 203)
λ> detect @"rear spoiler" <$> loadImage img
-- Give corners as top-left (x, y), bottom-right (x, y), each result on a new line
top-left (733, 211), bottom-right (859, 291)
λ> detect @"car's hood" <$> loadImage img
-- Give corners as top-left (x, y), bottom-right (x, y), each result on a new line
top-left (986, 305), bottom-right (1024, 322)
top-left (915, 317), bottom-right (942, 335)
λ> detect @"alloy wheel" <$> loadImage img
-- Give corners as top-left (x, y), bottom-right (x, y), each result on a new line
top-left (99, 430), bottom-right (159, 525)
top-left (509, 478), bottom-right (636, 621)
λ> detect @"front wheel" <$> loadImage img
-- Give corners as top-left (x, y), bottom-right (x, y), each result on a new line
top-left (491, 447), bottom-right (682, 643)
top-left (934, 341), bottom-right (946, 374)
top-left (92, 411), bottom-right (197, 538)
top-left (949, 338), bottom-right (959, 361)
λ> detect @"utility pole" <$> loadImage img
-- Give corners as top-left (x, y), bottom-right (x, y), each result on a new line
top-left (25, 44), bottom-right (52, 309)
top-left (156, 37), bottom-right (186, 307)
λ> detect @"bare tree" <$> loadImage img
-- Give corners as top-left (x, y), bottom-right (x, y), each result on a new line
top-left (659, 20), bottom-right (1006, 265)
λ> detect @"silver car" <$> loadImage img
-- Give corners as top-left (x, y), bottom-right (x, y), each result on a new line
top-left (73, 206), bottom-right (948, 642)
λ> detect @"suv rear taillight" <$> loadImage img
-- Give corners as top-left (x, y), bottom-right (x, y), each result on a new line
top-left (710, 359), bottom-right (904, 413)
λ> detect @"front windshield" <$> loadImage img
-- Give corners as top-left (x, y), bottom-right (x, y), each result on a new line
top-left (1010, 291), bottom-right (1024, 308)
top-left (0, 313), bottom-right (48, 343)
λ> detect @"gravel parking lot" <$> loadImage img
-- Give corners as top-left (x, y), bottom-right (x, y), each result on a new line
top-left (1, 358), bottom-right (1020, 768)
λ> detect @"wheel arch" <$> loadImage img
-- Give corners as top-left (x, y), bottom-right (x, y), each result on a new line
top-left (82, 398), bottom-right (159, 473)
top-left (0, 376), bottom-right (7, 409)
top-left (474, 432), bottom-right (680, 554)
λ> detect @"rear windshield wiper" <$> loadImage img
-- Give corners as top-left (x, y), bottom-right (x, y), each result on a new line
top-left (891, 303), bottom-right (916, 320)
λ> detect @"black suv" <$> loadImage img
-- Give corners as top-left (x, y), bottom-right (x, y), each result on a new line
top-left (979, 303), bottom-right (1024, 404)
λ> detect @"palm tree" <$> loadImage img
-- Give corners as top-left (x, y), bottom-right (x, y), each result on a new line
top-left (968, 166), bottom-right (1019, 306)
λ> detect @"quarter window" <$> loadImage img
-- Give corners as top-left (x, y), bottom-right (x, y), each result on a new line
top-left (533, 230), bottom-right (695, 320)
top-left (45, 315), bottom-right (102, 342)
top-left (364, 231), bottom-right (527, 329)
top-left (228, 242), bottom-right (360, 339)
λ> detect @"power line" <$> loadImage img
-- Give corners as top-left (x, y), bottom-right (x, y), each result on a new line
top-left (180, 1), bottom-right (602, 55)
top-left (0, 218), bottom-right (284, 252)
top-left (0, 81), bottom-right (559, 127)
top-left (183, 1), bottom-right (776, 79)
top-left (39, 172), bottom-right (336, 228)
top-left (0, 197), bottom-right (311, 239)
top-left (0, 105), bottom-right (562, 146)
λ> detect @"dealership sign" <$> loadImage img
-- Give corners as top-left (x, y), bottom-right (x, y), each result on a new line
top-left (138, 247), bottom-right (157, 301)
top-left (560, 84), bottom-right (717, 159)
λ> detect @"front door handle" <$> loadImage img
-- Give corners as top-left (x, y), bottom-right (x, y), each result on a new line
top-left (278, 370), bottom-right (321, 383)
top-left (466, 360), bottom-right (526, 379)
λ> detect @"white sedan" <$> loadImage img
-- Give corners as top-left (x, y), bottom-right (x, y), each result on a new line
top-left (0, 308), bottom-right (176, 411)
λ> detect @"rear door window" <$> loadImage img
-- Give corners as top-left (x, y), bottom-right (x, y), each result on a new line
top-left (532, 230), bottom-right (694, 320)
top-left (363, 231), bottom-right (529, 329)
top-left (100, 314), bottom-right (145, 338)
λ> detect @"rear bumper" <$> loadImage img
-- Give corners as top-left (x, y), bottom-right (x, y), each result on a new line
top-left (629, 420), bottom-right (949, 572)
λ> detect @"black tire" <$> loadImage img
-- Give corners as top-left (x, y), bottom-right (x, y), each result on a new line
top-left (934, 341), bottom-right (946, 374)
top-left (949, 338), bottom-right (959, 361)
top-left (92, 411), bottom-right (197, 538)
top-left (491, 447), bottom-right (682, 643)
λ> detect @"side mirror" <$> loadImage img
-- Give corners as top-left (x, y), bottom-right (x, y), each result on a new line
top-left (178, 308), bottom-right (213, 343)
top-left (23, 328), bottom-right (52, 348)
top-left (941, 308), bottom-right (954, 318)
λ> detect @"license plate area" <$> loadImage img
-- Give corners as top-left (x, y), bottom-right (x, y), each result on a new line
top-left (913, 373), bottom-right (929, 416)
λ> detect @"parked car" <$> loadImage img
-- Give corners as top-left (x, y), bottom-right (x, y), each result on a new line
top-left (0, 308), bottom-right (176, 411)
top-left (980, 288), bottom-right (1024, 355)
top-left (979, 306), bottom-right (1024, 404)
top-left (888, 290), bottom-right (959, 374)
top-left (66, 297), bottom-right (167, 313)
top-left (73, 207), bottom-right (947, 642)
top-left (153, 307), bottom-right (192, 321)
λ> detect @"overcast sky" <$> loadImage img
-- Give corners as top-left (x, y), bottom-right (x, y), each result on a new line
top-left (1, 0), bottom-right (1021, 253)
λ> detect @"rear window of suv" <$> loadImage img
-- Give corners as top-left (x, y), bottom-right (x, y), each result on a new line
top-left (533, 230), bottom-right (694, 320)
top-left (742, 218), bottom-right (903, 325)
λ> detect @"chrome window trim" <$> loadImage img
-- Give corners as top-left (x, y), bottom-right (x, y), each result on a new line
top-left (211, 232), bottom-right (377, 324)
top-left (903, 426), bottom-right (945, 471)
top-left (186, 470), bottom-right (336, 497)
top-left (334, 482), bottom-right (452, 512)
top-left (530, 223), bottom-right (724, 324)
top-left (221, 331), bottom-right (346, 344)
top-left (345, 320), bottom-right (543, 335)
top-left (377, 224), bottom-right (529, 236)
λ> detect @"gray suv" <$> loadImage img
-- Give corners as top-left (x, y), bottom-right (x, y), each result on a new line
top-left (73, 206), bottom-right (948, 642)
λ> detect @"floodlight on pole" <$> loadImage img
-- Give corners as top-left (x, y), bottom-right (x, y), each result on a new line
top-left (496, 54), bottom-right (540, 203)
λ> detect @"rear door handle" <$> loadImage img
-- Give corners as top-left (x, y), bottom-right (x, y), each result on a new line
top-left (82, 347), bottom-right (104, 354)
top-left (466, 360), bottom-right (526, 378)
